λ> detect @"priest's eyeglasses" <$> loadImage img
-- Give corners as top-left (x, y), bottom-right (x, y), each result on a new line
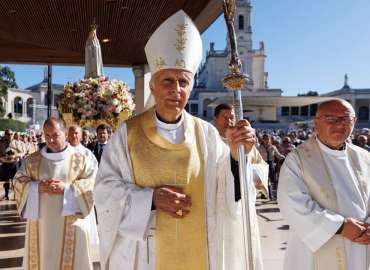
top-left (316, 115), bottom-right (356, 124)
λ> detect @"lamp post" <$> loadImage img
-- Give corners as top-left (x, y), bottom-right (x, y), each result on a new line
top-left (47, 64), bottom-right (52, 118)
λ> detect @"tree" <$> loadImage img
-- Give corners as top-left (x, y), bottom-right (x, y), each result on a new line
top-left (297, 90), bottom-right (319, 97)
top-left (0, 66), bottom-right (18, 116)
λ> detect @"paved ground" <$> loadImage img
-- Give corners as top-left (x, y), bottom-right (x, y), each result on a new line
top-left (257, 199), bottom-right (288, 270)
top-left (0, 190), bottom-right (288, 269)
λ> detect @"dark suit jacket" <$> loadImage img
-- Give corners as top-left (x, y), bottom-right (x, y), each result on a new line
top-left (87, 141), bottom-right (106, 164)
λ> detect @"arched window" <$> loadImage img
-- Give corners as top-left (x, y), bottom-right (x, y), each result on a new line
top-left (27, 98), bottom-right (34, 117)
top-left (14, 97), bottom-right (23, 116)
top-left (238, 15), bottom-right (244, 30)
top-left (358, 106), bottom-right (369, 121)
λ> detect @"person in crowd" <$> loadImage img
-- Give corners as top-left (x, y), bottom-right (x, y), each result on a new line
top-left (279, 136), bottom-right (296, 156)
top-left (94, 10), bottom-right (263, 270)
top-left (88, 124), bottom-right (111, 164)
top-left (36, 133), bottom-right (46, 150)
top-left (361, 128), bottom-right (370, 142)
top-left (13, 117), bottom-right (97, 270)
top-left (213, 103), bottom-right (269, 199)
top-left (67, 124), bottom-right (100, 261)
top-left (68, 125), bottom-right (97, 166)
top-left (9, 132), bottom-right (26, 158)
top-left (81, 129), bottom-right (91, 147)
top-left (357, 134), bottom-right (370, 152)
top-left (288, 131), bottom-right (302, 147)
top-left (257, 133), bottom-right (285, 200)
top-left (278, 99), bottom-right (370, 270)
top-left (0, 129), bottom-right (13, 157)
top-left (0, 149), bottom-right (19, 200)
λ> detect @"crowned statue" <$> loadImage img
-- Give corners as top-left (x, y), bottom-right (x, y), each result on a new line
top-left (59, 24), bottom-right (135, 129)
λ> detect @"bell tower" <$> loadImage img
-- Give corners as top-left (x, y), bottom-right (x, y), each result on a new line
top-left (226, 0), bottom-right (253, 79)
top-left (234, 0), bottom-right (252, 51)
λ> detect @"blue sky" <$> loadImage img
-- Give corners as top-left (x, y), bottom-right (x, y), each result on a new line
top-left (2, 0), bottom-right (370, 96)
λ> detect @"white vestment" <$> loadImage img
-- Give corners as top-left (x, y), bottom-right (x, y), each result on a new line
top-left (14, 145), bottom-right (97, 270)
top-left (278, 137), bottom-right (370, 270)
top-left (94, 111), bottom-right (263, 270)
top-left (73, 144), bottom-right (100, 262)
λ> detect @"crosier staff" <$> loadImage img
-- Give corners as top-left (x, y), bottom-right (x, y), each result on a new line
top-left (222, 1), bottom-right (254, 270)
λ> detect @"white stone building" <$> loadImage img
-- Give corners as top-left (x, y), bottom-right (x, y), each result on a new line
top-left (2, 69), bottom-right (63, 127)
top-left (187, 0), bottom-right (282, 121)
top-left (187, 0), bottom-right (370, 129)
top-left (322, 75), bottom-right (370, 128)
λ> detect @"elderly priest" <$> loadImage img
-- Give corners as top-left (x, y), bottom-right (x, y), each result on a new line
top-left (94, 10), bottom-right (263, 270)
top-left (278, 99), bottom-right (370, 270)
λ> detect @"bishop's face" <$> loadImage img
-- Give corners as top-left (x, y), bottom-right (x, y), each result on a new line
top-left (150, 69), bottom-right (193, 122)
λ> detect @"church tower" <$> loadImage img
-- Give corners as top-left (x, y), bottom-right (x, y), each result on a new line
top-left (229, 0), bottom-right (254, 87)
top-left (196, 0), bottom-right (267, 91)
top-left (234, 0), bottom-right (253, 51)
top-left (233, 0), bottom-right (266, 91)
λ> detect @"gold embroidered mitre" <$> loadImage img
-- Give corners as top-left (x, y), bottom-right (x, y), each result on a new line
top-left (144, 10), bottom-right (203, 75)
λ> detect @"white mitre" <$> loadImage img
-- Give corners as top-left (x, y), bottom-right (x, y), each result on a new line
top-left (144, 10), bottom-right (203, 75)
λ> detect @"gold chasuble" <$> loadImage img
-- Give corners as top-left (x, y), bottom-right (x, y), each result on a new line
top-left (127, 108), bottom-right (208, 270)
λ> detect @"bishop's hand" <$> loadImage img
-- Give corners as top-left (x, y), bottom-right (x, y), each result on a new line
top-left (153, 186), bottom-right (191, 219)
top-left (225, 119), bottom-right (256, 160)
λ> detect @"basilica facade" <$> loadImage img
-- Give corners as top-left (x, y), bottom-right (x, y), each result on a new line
top-left (187, 0), bottom-right (282, 122)
top-left (187, 0), bottom-right (370, 129)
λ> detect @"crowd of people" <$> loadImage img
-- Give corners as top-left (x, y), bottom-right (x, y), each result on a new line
top-left (254, 126), bottom-right (370, 199)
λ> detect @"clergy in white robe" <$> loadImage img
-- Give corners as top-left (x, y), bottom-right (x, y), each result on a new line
top-left (68, 125), bottom-right (100, 262)
top-left (278, 99), bottom-right (370, 270)
top-left (14, 118), bottom-right (97, 270)
top-left (213, 103), bottom-right (269, 198)
top-left (94, 10), bottom-right (263, 270)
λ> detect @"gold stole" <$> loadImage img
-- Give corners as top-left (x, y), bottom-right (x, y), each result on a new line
top-left (296, 137), bottom-right (370, 270)
top-left (127, 108), bottom-right (208, 270)
top-left (21, 151), bottom-right (85, 270)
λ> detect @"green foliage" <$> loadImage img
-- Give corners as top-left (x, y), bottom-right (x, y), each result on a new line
top-left (0, 65), bottom-right (18, 116)
top-left (297, 91), bottom-right (319, 96)
top-left (0, 118), bottom-right (27, 132)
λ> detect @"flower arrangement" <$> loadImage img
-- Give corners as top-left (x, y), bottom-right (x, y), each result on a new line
top-left (60, 76), bottom-right (135, 121)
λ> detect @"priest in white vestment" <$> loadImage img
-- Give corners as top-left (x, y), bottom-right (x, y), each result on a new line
top-left (14, 118), bottom-right (97, 270)
top-left (278, 99), bottom-right (370, 270)
top-left (213, 103), bottom-right (269, 198)
top-left (68, 125), bottom-right (100, 262)
top-left (94, 10), bottom-right (263, 270)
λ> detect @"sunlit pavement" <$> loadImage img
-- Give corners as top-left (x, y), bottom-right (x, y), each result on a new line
top-left (0, 199), bottom-right (25, 270)
top-left (0, 190), bottom-right (288, 270)
top-left (257, 199), bottom-right (288, 270)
